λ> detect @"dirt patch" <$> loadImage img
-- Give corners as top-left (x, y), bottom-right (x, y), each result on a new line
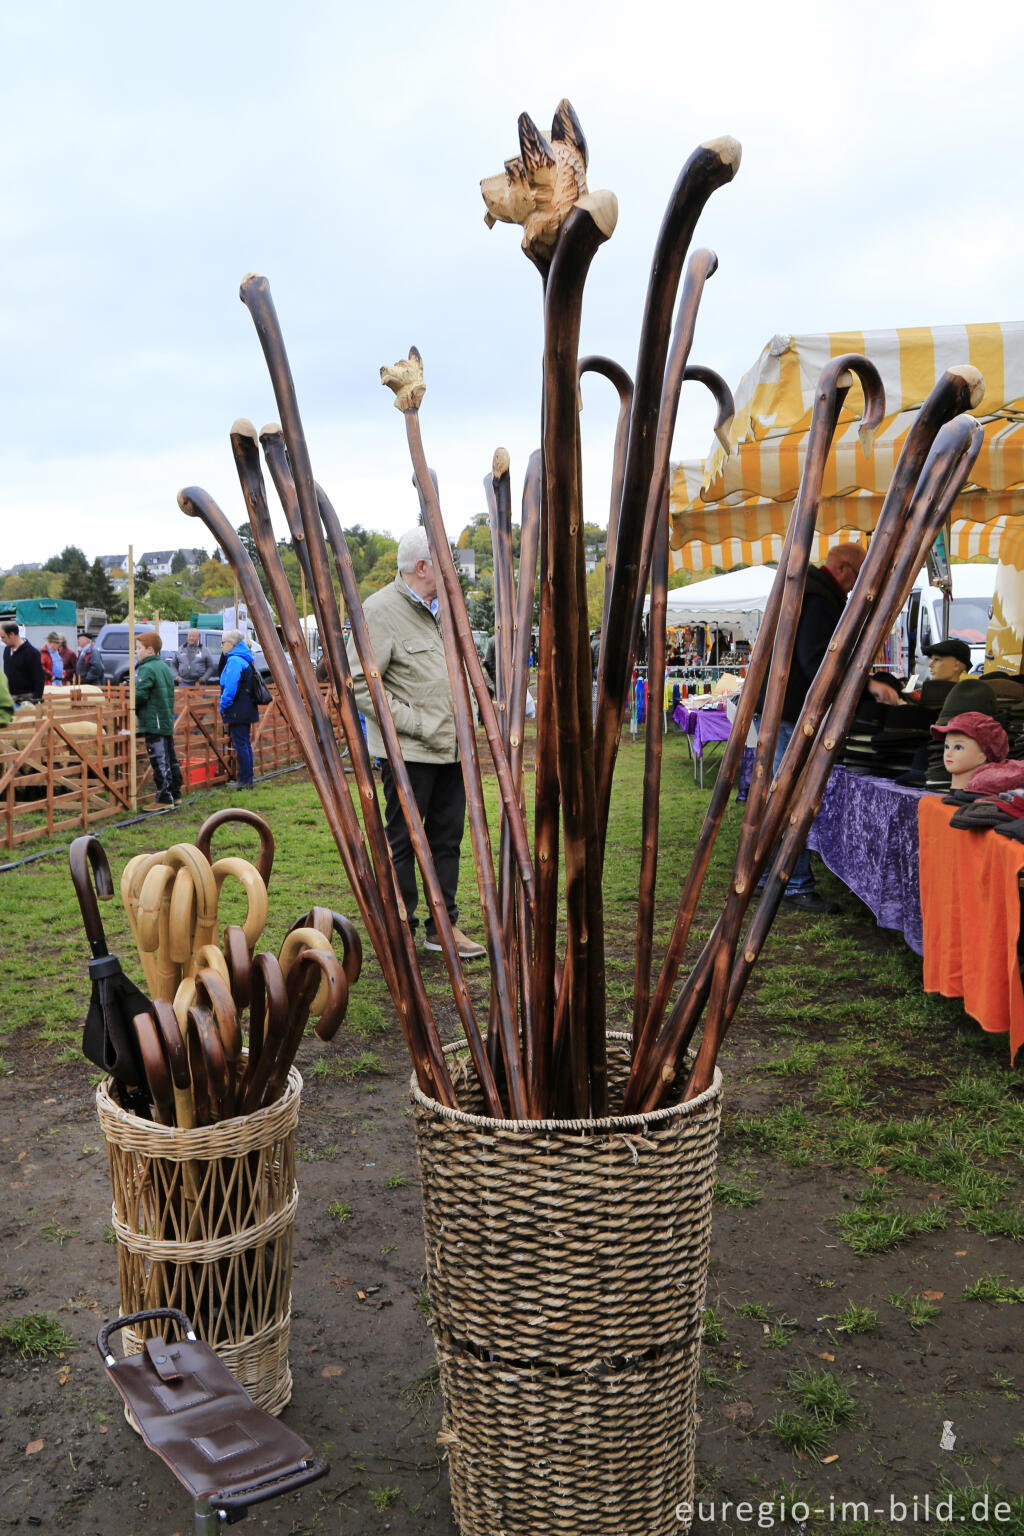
top-left (2, 996), bottom-right (1021, 1535)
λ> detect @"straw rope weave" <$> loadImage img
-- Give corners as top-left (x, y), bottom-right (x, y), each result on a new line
top-left (413, 1037), bottom-right (722, 1536)
top-left (96, 1066), bottom-right (301, 1417)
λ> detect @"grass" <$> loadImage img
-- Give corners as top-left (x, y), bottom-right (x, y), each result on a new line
top-left (829, 1302), bottom-right (879, 1334)
top-left (766, 1409), bottom-right (830, 1459)
top-left (327, 1201), bottom-right (353, 1224)
top-left (787, 1367), bottom-right (858, 1427)
top-left (889, 1291), bottom-right (942, 1329)
top-left (414, 1289), bottom-right (433, 1321)
top-left (385, 1173), bottom-right (409, 1189)
top-left (713, 1179), bottom-right (761, 1208)
top-left (399, 1361), bottom-right (440, 1411)
top-left (963, 1275), bottom-right (1024, 1303)
top-left (762, 1320), bottom-right (796, 1349)
top-left (368, 1486), bottom-right (401, 1512)
top-left (701, 1306), bottom-right (727, 1344)
top-left (40, 1219), bottom-right (77, 1246)
top-left (0, 1313), bottom-right (75, 1358)
top-left (737, 1302), bottom-right (770, 1321)
top-left (836, 1204), bottom-right (946, 1255)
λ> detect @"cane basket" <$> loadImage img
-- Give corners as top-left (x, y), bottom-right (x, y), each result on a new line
top-left (96, 1065), bottom-right (301, 1417)
top-left (412, 1035), bottom-right (722, 1536)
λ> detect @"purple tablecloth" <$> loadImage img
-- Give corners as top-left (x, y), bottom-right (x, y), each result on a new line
top-left (807, 766), bottom-right (927, 954)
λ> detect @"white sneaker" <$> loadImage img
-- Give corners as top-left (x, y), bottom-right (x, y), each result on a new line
top-left (423, 926), bottom-right (487, 960)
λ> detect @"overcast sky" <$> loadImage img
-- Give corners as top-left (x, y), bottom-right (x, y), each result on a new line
top-left (2, 0), bottom-right (1021, 567)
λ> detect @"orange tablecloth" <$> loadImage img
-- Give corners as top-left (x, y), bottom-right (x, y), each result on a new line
top-left (918, 796), bottom-right (1024, 1062)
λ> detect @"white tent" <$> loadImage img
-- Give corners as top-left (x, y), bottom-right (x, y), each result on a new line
top-left (644, 565), bottom-right (776, 643)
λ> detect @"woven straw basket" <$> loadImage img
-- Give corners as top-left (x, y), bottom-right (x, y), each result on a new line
top-left (96, 1065), bottom-right (301, 1417)
top-left (412, 1035), bottom-right (722, 1536)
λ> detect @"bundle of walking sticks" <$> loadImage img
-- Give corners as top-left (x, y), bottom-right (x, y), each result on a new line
top-left (179, 101), bottom-right (985, 1120)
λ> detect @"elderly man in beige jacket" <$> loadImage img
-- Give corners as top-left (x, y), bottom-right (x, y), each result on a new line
top-left (348, 527), bottom-right (486, 961)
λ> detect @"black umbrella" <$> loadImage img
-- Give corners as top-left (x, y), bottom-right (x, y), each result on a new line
top-left (70, 835), bottom-right (153, 1117)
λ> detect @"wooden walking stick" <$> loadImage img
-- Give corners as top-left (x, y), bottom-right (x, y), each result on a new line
top-left (540, 196), bottom-right (618, 1115)
top-left (178, 482), bottom-right (454, 1106)
top-left (685, 413), bottom-right (986, 1101)
top-left (593, 141), bottom-right (740, 839)
top-left (382, 350), bottom-right (529, 1118)
top-left (270, 448), bottom-right (504, 1116)
top-left (229, 420), bottom-right (457, 1107)
top-left (578, 354), bottom-right (633, 643)
top-left (624, 356), bottom-right (885, 1108)
top-left (630, 373), bottom-right (984, 1113)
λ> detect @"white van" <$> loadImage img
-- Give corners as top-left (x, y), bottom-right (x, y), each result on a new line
top-left (900, 564), bottom-right (996, 675)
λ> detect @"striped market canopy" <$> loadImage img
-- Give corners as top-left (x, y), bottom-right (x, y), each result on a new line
top-left (669, 322), bottom-right (1024, 572)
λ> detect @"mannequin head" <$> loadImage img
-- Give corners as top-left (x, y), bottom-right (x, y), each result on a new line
top-left (941, 731), bottom-right (989, 787)
top-left (931, 710), bottom-right (1009, 788)
top-left (923, 637), bottom-right (971, 685)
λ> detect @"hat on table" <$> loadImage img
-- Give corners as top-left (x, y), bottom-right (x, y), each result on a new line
top-left (930, 711), bottom-right (1009, 762)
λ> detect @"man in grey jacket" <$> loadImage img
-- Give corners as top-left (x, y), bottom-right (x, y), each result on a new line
top-left (175, 629), bottom-right (215, 686)
top-left (348, 528), bottom-right (485, 961)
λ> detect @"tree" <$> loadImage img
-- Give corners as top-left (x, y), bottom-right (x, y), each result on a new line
top-left (199, 560), bottom-right (234, 599)
top-left (171, 550), bottom-right (188, 575)
top-left (134, 562), bottom-right (154, 598)
top-left (86, 559), bottom-right (119, 612)
top-left (43, 545), bottom-right (89, 575)
top-left (145, 577), bottom-right (192, 621)
top-left (212, 547), bottom-right (223, 563)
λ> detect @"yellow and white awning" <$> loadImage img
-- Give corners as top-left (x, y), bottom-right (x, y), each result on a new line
top-left (670, 322), bottom-right (1024, 572)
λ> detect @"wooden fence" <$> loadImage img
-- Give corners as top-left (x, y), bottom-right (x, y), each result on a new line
top-left (0, 683), bottom-right (337, 853)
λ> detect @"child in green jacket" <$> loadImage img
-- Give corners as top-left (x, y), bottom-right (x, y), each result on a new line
top-left (134, 633), bottom-right (182, 805)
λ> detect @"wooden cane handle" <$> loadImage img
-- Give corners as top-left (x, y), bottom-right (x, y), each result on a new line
top-left (211, 857), bottom-right (269, 950)
top-left (195, 808), bottom-right (275, 886)
top-left (277, 927), bottom-right (334, 1015)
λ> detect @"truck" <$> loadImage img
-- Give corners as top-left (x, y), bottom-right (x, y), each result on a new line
top-left (900, 564), bottom-right (996, 676)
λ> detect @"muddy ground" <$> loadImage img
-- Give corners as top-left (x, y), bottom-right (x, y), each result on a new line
top-left (1, 969), bottom-right (1021, 1536)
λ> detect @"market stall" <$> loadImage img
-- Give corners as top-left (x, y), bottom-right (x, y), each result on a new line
top-left (665, 322), bottom-right (1024, 1062)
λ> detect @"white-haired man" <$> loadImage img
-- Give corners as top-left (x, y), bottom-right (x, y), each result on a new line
top-left (348, 528), bottom-right (485, 960)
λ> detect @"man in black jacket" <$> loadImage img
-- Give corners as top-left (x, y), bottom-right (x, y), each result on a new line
top-left (763, 544), bottom-right (899, 914)
top-left (1, 623), bottom-right (46, 702)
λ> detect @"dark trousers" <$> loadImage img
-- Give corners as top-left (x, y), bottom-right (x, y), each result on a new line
top-left (229, 723), bottom-right (254, 784)
top-left (145, 733), bottom-right (183, 802)
top-left (379, 759), bottom-right (466, 936)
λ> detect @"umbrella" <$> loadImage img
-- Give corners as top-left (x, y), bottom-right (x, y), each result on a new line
top-left (70, 834), bottom-right (153, 1116)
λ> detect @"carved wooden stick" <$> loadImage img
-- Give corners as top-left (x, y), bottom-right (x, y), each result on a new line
top-left (629, 369), bottom-right (985, 1112)
top-left (232, 421), bottom-right (456, 1107)
top-left (626, 357), bottom-right (885, 1105)
top-left (382, 350), bottom-right (529, 1119)
top-left (178, 481), bottom-right (454, 1108)
top-left (541, 198), bottom-right (617, 1115)
top-left (261, 424), bottom-right (495, 1108)
top-left (685, 413), bottom-right (985, 1100)
top-left (593, 143), bottom-right (740, 842)
top-left (623, 252), bottom-right (725, 681)
top-left (578, 354), bottom-right (633, 650)
top-left (311, 476), bottom-right (503, 1116)
top-left (633, 497), bottom-right (668, 1046)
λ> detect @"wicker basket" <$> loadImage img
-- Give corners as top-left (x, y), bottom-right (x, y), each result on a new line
top-left (96, 1066), bottom-right (301, 1417)
top-left (412, 1035), bottom-right (722, 1536)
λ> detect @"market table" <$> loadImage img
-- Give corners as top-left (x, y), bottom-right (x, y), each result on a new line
top-left (806, 766), bottom-right (926, 954)
top-left (671, 705), bottom-right (732, 786)
top-left (918, 796), bottom-right (1024, 1063)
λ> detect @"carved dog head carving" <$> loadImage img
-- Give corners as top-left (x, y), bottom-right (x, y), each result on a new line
top-left (481, 99), bottom-right (590, 273)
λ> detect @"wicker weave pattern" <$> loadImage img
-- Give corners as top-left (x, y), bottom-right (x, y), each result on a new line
top-left (97, 1066), bottom-right (301, 1417)
top-left (412, 1038), bottom-right (721, 1535)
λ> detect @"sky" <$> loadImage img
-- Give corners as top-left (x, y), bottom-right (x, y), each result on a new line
top-left (2, 0), bottom-right (1022, 568)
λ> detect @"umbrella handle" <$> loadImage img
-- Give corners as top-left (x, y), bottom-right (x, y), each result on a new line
top-left (69, 835), bottom-right (114, 960)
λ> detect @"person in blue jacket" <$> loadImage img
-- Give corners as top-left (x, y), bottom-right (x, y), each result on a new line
top-left (218, 630), bottom-right (260, 789)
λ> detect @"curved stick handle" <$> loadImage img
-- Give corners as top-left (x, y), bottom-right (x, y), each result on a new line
top-left (288, 907), bottom-right (363, 988)
top-left (212, 857), bottom-right (269, 951)
top-left (195, 807), bottom-right (275, 886)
